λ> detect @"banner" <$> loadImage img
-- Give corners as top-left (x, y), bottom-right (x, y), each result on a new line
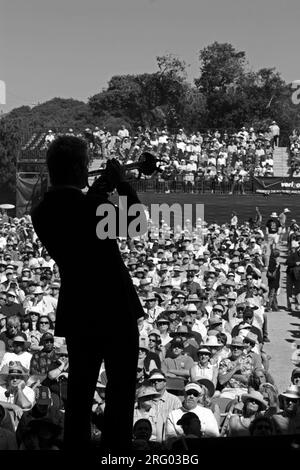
top-left (254, 177), bottom-right (300, 194)
top-left (16, 173), bottom-right (49, 217)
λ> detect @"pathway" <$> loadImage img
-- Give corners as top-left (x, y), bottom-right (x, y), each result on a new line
top-left (263, 243), bottom-right (300, 392)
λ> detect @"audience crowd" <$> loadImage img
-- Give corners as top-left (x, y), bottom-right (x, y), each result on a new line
top-left (22, 125), bottom-right (281, 194)
top-left (289, 129), bottom-right (300, 177)
top-left (0, 200), bottom-right (299, 451)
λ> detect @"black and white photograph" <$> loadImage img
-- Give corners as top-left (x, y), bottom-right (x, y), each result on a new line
top-left (0, 0), bottom-right (300, 461)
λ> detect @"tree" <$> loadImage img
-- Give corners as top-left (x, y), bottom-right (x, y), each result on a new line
top-left (195, 42), bottom-right (246, 95)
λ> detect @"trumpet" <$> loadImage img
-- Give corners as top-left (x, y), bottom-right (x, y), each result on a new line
top-left (88, 152), bottom-right (159, 178)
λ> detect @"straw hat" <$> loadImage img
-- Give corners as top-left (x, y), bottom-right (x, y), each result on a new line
top-left (241, 390), bottom-right (268, 409)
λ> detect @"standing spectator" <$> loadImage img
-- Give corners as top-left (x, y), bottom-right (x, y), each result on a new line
top-left (278, 208), bottom-right (290, 243)
top-left (269, 121), bottom-right (280, 147)
top-left (265, 212), bottom-right (281, 251)
top-left (266, 250), bottom-right (281, 311)
top-left (286, 245), bottom-right (300, 311)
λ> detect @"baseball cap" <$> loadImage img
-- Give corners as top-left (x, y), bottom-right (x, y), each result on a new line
top-left (185, 383), bottom-right (201, 394)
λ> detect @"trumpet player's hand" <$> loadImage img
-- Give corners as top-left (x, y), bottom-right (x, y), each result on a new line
top-left (105, 158), bottom-right (126, 188)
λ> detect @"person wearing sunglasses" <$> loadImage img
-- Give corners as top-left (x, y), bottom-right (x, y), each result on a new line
top-left (161, 339), bottom-right (194, 380)
top-left (291, 367), bottom-right (300, 387)
top-left (0, 361), bottom-right (35, 429)
top-left (148, 369), bottom-right (182, 441)
top-left (148, 330), bottom-right (164, 363)
top-left (190, 346), bottom-right (218, 386)
top-left (272, 385), bottom-right (300, 435)
top-left (0, 335), bottom-right (32, 371)
top-left (30, 315), bottom-right (54, 352)
top-left (228, 390), bottom-right (268, 437)
top-left (156, 316), bottom-right (172, 347)
top-left (165, 383), bottom-right (219, 444)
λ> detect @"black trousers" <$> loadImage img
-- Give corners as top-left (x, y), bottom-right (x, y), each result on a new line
top-left (64, 322), bottom-right (139, 453)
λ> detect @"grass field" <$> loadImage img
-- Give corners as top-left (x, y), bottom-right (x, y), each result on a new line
top-left (135, 193), bottom-right (300, 225)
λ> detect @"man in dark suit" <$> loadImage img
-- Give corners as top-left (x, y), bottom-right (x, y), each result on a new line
top-left (31, 136), bottom-right (145, 452)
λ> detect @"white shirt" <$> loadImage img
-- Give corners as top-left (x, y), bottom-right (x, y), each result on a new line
top-left (166, 405), bottom-right (220, 439)
top-left (192, 321), bottom-right (207, 340)
top-left (0, 351), bottom-right (32, 371)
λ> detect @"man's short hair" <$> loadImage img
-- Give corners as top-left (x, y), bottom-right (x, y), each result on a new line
top-left (46, 136), bottom-right (88, 186)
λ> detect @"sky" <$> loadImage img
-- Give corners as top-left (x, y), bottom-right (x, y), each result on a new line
top-left (1, 0), bottom-right (300, 113)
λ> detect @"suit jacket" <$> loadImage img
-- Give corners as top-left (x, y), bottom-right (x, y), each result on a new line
top-left (31, 181), bottom-right (145, 337)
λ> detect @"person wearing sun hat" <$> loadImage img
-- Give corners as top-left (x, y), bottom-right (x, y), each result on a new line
top-left (148, 369), bottom-right (182, 434)
top-left (167, 325), bottom-right (198, 361)
top-left (0, 361), bottom-right (35, 427)
top-left (134, 385), bottom-right (164, 442)
top-left (272, 385), bottom-right (300, 435)
top-left (227, 390), bottom-right (268, 436)
top-left (190, 345), bottom-right (218, 386)
top-left (218, 336), bottom-right (254, 399)
top-left (0, 334), bottom-right (32, 371)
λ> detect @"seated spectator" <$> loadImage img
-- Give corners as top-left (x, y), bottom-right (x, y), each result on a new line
top-left (166, 325), bottom-right (199, 361)
top-left (16, 385), bottom-right (64, 449)
top-left (161, 339), bottom-right (194, 379)
top-left (45, 344), bottom-right (69, 410)
top-left (171, 412), bottom-right (203, 452)
top-left (249, 415), bottom-right (275, 436)
top-left (272, 385), bottom-right (300, 434)
top-left (0, 316), bottom-right (27, 352)
top-left (227, 390), bottom-right (267, 436)
top-left (148, 329), bottom-right (164, 363)
top-left (190, 346), bottom-right (218, 386)
top-left (0, 335), bottom-right (32, 371)
top-left (30, 315), bottom-right (55, 351)
top-left (203, 335), bottom-right (224, 366)
top-left (132, 418), bottom-right (161, 451)
top-left (165, 383), bottom-right (219, 444)
top-left (148, 369), bottom-right (182, 434)
top-left (138, 337), bottom-right (157, 379)
top-left (290, 367), bottom-right (300, 387)
top-left (0, 290), bottom-right (24, 319)
top-left (156, 316), bottom-right (172, 347)
top-left (218, 336), bottom-right (254, 399)
top-left (133, 386), bottom-right (163, 442)
top-left (248, 367), bottom-right (275, 391)
top-left (259, 383), bottom-right (280, 418)
top-left (0, 361), bottom-right (35, 430)
top-left (0, 404), bottom-right (18, 449)
top-left (196, 378), bottom-right (221, 427)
